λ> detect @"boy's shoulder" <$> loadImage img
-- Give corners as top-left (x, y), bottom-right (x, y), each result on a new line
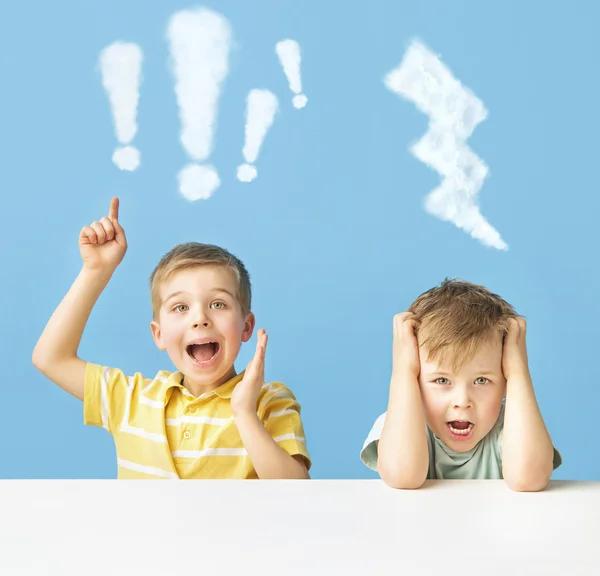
top-left (255, 380), bottom-right (303, 416)
top-left (257, 380), bottom-right (297, 402)
top-left (84, 363), bottom-right (181, 432)
top-left (85, 362), bottom-right (182, 397)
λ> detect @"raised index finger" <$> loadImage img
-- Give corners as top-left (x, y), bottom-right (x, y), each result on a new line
top-left (108, 197), bottom-right (119, 221)
top-left (252, 329), bottom-right (267, 365)
top-left (256, 328), bottom-right (268, 353)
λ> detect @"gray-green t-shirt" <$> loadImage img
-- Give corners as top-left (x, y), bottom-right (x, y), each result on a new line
top-left (360, 402), bottom-right (562, 479)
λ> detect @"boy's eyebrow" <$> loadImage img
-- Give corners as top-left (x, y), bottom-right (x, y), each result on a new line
top-left (164, 290), bottom-right (186, 304)
top-left (163, 288), bottom-right (236, 303)
top-left (212, 288), bottom-right (236, 299)
top-left (427, 369), bottom-right (498, 377)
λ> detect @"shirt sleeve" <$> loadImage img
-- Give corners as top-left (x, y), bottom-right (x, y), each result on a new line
top-left (83, 362), bottom-right (133, 436)
top-left (552, 447), bottom-right (562, 470)
top-left (360, 412), bottom-right (387, 471)
top-left (258, 382), bottom-right (311, 470)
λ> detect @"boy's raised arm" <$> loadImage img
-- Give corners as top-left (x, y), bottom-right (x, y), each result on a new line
top-left (231, 329), bottom-right (310, 479)
top-left (377, 312), bottom-right (429, 489)
top-left (32, 198), bottom-right (127, 401)
top-left (501, 317), bottom-right (555, 491)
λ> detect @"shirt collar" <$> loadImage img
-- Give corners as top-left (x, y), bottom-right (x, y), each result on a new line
top-left (165, 370), bottom-right (245, 399)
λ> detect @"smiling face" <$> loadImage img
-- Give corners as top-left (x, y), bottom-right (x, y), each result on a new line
top-left (418, 332), bottom-right (506, 452)
top-left (150, 265), bottom-right (255, 393)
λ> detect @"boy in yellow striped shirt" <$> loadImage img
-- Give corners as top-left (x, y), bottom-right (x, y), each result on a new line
top-left (33, 198), bottom-right (311, 479)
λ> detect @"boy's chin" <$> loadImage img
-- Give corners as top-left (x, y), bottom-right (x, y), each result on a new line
top-left (185, 354), bottom-right (237, 380)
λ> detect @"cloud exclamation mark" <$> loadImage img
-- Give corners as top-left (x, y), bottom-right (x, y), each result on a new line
top-left (237, 89), bottom-right (279, 183)
top-left (167, 7), bottom-right (232, 201)
top-left (275, 39), bottom-right (307, 109)
top-left (99, 42), bottom-right (143, 171)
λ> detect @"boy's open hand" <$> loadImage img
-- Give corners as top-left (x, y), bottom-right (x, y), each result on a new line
top-left (393, 312), bottom-right (421, 377)
top-left (79, 197), bottom-right (127, 272)
top-left (231, 329), bottom-right (268, 418)
top-left (502, 317), bottom-right (530, 382)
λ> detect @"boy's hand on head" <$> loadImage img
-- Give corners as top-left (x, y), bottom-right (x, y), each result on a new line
top-left (502, 317), bottom-right (530, 382)
top-left (79, 197), bottom-right (128, 272)
top-left (392, 312), bottom-right (421, 377)
top-left (231, 328), bottom-right (268, 418)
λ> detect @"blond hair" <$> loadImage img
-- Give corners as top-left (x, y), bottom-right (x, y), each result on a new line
top-left (408, 278), bottom-right (517, 371)
top-left (149, 242), bottom-right (251, 319)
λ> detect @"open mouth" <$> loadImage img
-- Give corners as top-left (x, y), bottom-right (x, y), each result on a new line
top-left (186, 341), bottom-right (220, 364)
top-left (447, 421), bottom-right (474, 437)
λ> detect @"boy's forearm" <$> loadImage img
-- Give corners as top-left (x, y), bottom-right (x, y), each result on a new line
top-left (502, 374), bottom-right (554, 491)
top-left (233, 413), bottom-right (310, 479)
top-left (378, 370), bottom-right (428, 489)
top-left (32, 266), bottom-right (113, 366)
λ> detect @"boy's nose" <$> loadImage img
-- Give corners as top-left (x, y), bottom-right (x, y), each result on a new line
top-left (452, 388), bottom-right (472, 408)
top-left (191, 310), bottom-right (211, 328)
top-left (453, 401), bottom-right (472, 409)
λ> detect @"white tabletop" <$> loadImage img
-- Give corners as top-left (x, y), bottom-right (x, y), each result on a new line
top-left (0, 479), bottom-right (598, 575)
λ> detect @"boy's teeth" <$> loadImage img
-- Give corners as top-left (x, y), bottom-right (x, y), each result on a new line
top-left (449, 423), bottom-right (473, 435)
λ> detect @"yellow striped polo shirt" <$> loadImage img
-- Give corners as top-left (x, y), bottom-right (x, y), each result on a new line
top-left (83, 362), bottom-right (311, 479)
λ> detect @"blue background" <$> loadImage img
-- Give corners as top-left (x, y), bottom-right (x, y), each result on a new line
top-left (1, 0), bottom-right (598, 479)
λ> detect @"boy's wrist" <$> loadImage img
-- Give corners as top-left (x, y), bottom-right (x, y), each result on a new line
top-left (390, 367), bottom-right (419, 385)
top-left (80, 264), bottom-right (115, 284)
top-left (506, 370), bottom-right (533, 387)
top-left (231, 409), bottom-right (261, 424)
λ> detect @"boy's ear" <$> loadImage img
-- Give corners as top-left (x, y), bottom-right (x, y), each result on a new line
top-left (150, 320), bottom-right (166, 350)
top-left (241, 312), bottom-right (256, 343)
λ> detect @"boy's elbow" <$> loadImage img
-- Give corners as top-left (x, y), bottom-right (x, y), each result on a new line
top-left (503, 445), bottom-right (555, 492)
top-left (32, 346), bottom-right (47, 372)
top-left (506, 478), bottom-right (549, 492)
top-left (382, 474), bottom-right (427, 490)
top-left (32, 345), bottom-right (55, 374)
top-left (504, 470), bottom-right (552, 492)
top-left (32, 345), bottom-right (70, 374)
top-left (378, 459), bottom-right (427, 490)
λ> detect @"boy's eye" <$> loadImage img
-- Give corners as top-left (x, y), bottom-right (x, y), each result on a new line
top-left (174, 304), bottom-right (188, 312)
top-left (475, 377), bottom-right (488, 385)
top-left (211, 301), bottom-right (226, 309)
top-left (435, 377), bottom-right (449, 385)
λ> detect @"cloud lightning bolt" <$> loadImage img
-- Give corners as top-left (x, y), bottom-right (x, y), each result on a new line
top-left (385, 40), bottom-right (508, 251)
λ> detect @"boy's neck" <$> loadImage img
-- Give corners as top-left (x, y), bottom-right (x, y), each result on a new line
top-left (182, 366), bottom-right (237, 397)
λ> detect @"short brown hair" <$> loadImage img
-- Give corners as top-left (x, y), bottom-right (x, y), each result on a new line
top-left (408, 278), bottom-right (517, 371)
top-left (149, 242), bottom-right (252, 319)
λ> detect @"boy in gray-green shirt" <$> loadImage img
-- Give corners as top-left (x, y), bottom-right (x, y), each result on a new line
top-left (360, 279), bottom-right (561, 489)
